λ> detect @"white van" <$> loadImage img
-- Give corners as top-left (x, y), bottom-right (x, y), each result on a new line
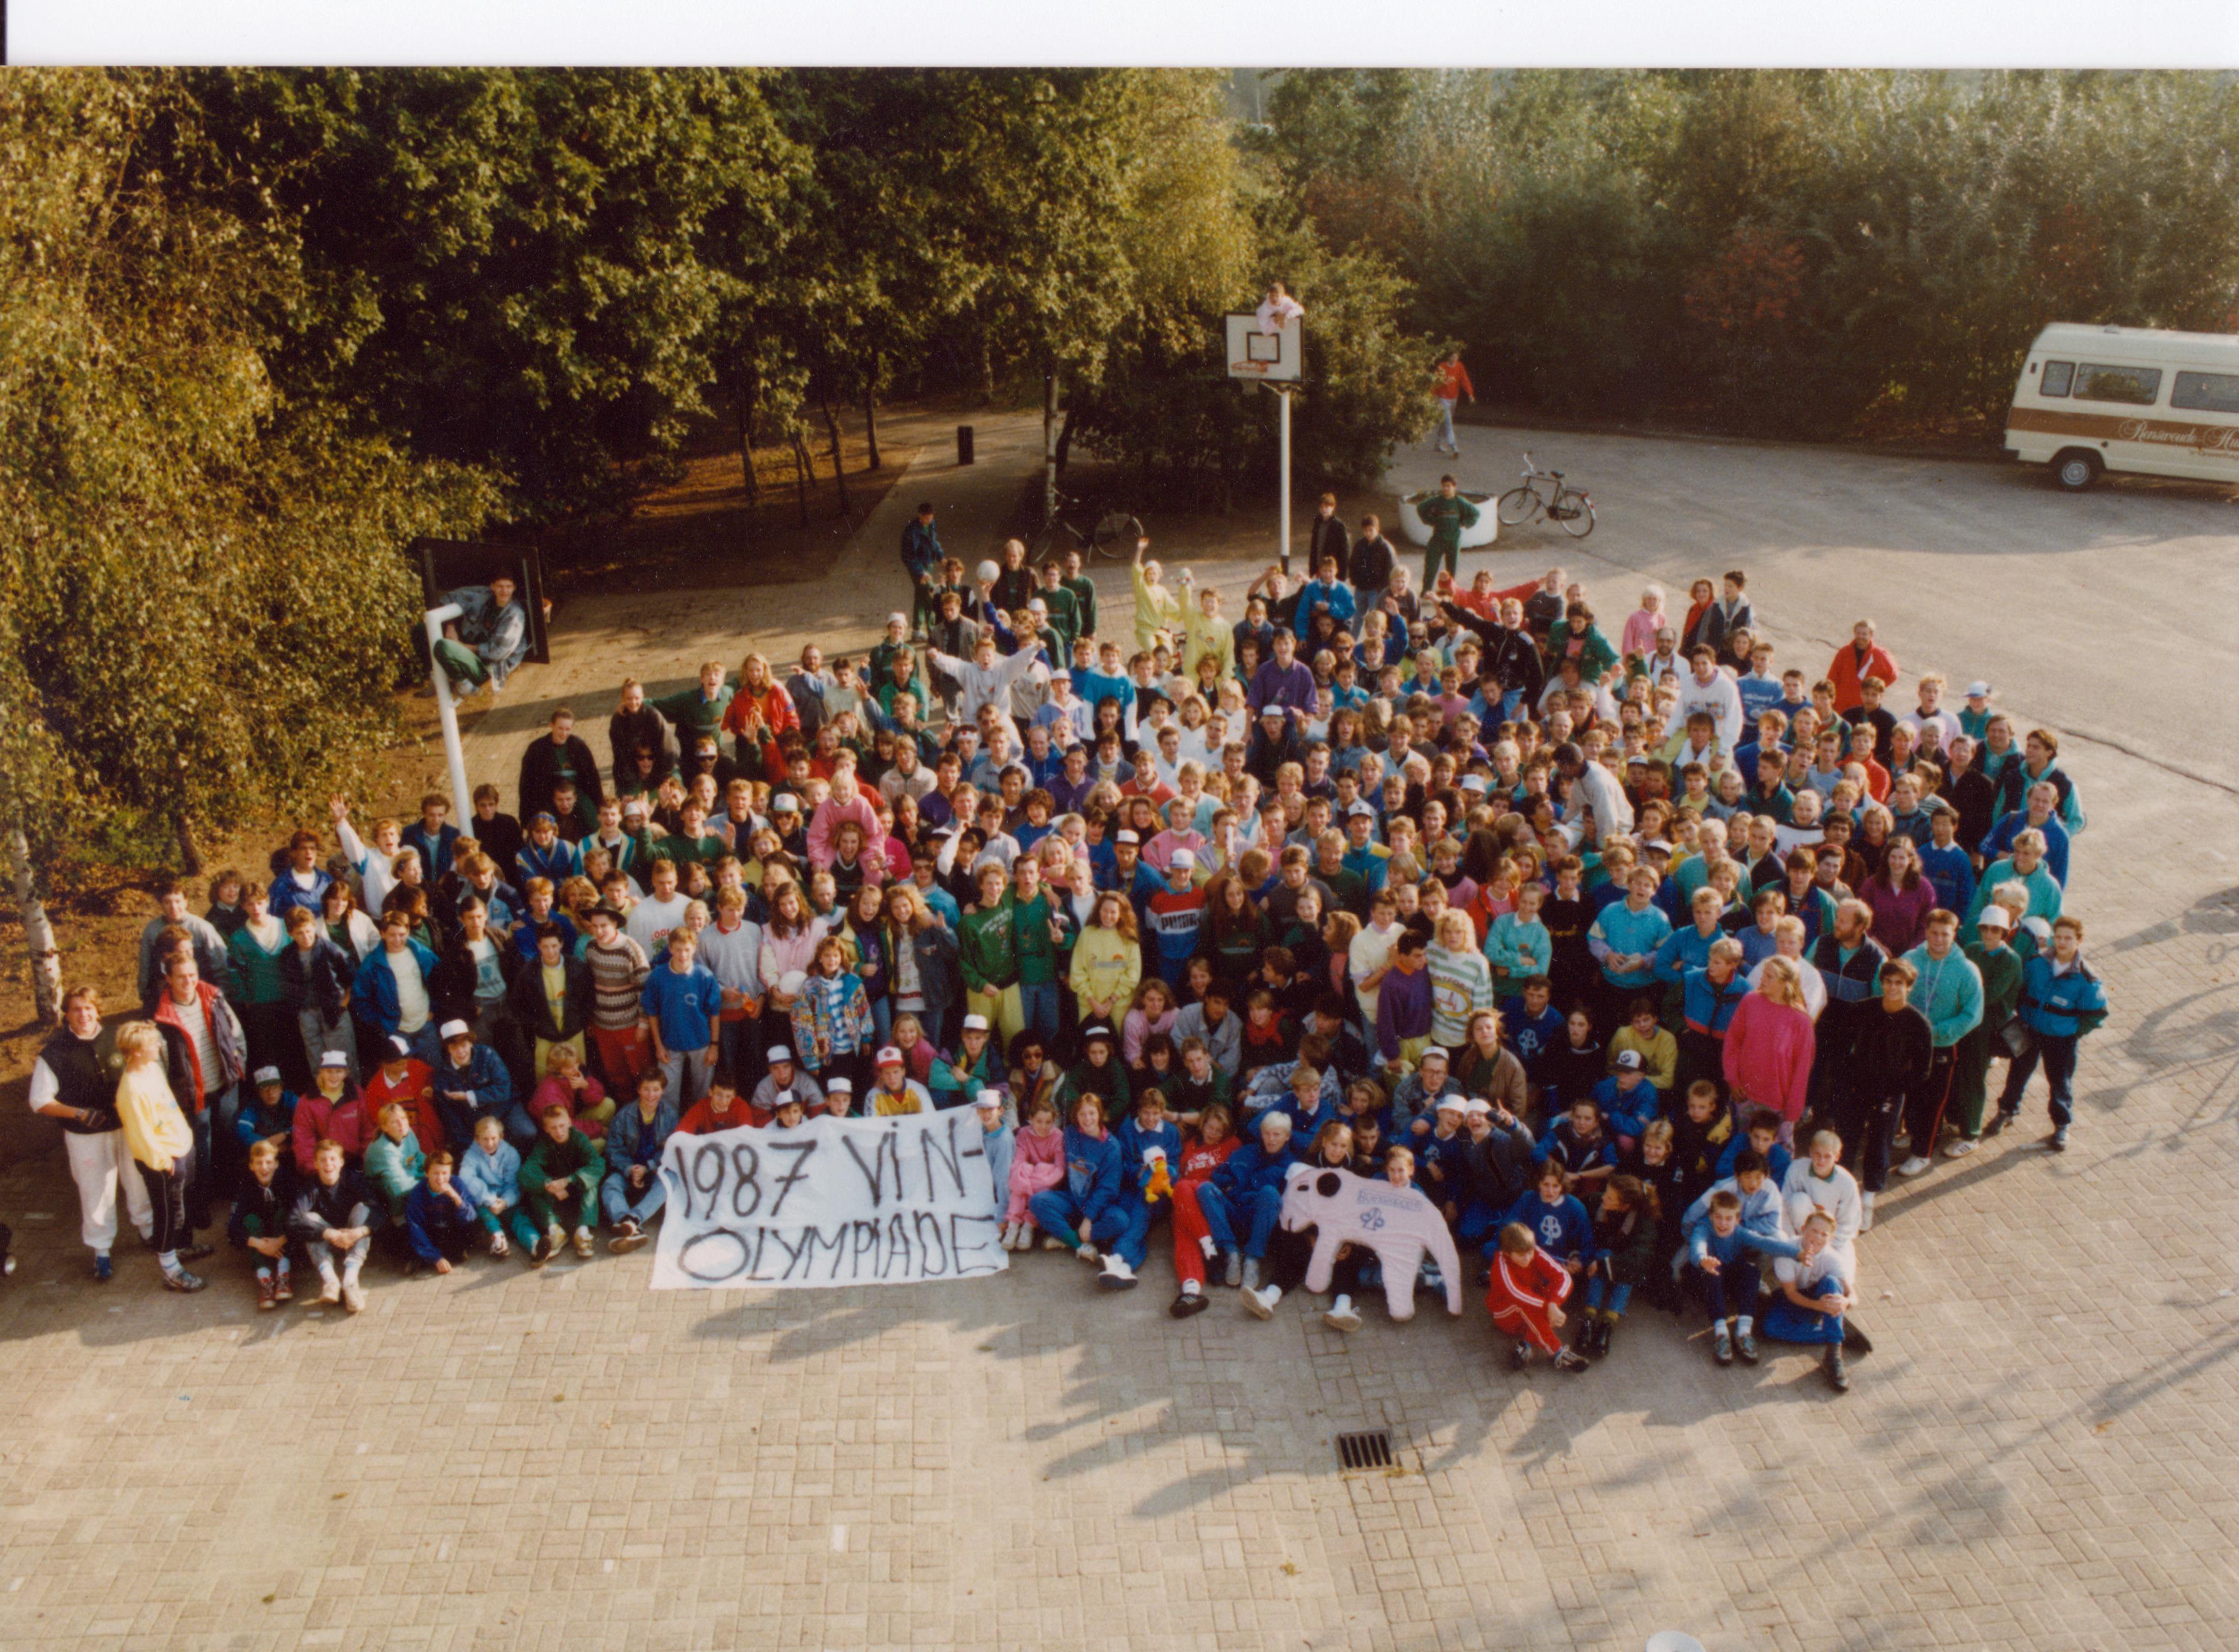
top-left (2004, 323), bottom-right (2239, 490)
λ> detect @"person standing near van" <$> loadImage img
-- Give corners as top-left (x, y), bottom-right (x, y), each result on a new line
top-left (1432, 350), bottom-right (1475, 457)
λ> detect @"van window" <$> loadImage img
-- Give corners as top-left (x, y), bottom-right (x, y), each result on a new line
top-left (2172, 371), bottom-right (2239, 415)
top-left (2038, 360), bottom-right (2074, 397)
top-left (2074, 364), bottom-right (2162, 406)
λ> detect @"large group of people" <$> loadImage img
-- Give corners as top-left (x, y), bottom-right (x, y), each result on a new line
top-left (29, 506), bottom-right (2108, 1394)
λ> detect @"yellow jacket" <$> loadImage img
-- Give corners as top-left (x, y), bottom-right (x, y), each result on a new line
top-left (1068, 925), bottom-right (1142, 1021)
top-left (1181, 599), bottom-right (1234, 683)
top-left (117, 1062), bottom-right (193, 1171)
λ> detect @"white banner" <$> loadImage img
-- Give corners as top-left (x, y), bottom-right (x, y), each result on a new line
top-left (650, 1110), bottom-right (1009, 1290)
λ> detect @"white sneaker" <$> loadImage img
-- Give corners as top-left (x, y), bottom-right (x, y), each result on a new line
top-left (1243, 1284), bottom-right (1281, 1320)
top-left (1098, 1257), bottom-right (1138, 1291)
top-left (1942, 1138), bottom-right (1978, 1159)
top-left (489, 1233), bottom-right (510, 1258)
top-left (997, 1221), bottom-right (1017, 1250)
top-left (1323, 1296), bottom-right (1363, 1333)
top-left (1895, 1155), bottom-right (1933, 1177)
top-left (1075, 1242), bottom-right (1100, 1264)
top-left (1041, 1235), bottom-right (1066, 1252)
top-left (1860, 1191), bottom-right (1876, 1232)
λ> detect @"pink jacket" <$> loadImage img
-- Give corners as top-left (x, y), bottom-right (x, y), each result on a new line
top-left (1009, 1124), bottom-right (1067, 1197)
top-left (1620, 609), bottom-right (1664, 659)
top-left (807, 791), bottom-right (883, 877)
top-left (1121, 1007), bottom-right (1177, 1067)
top-left (1722, 993), bottom-right (1816, 1121)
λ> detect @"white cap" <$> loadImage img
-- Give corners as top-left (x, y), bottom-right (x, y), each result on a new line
top-left (1116, 830), bottom-right (1140, 845)
top-left (773, 794), bottom-right (801, 813)
top-left (974, 1088), bottom-right (1004, 1110)
top-left (1975, 905), bottom-right (2013, 932)
top-left (1964, 680), bottom-right (1992, 699)
top-left (253, 1065), bottom-right (282, 1087)
top-left (766, 1044), bottom-right (793, 1064)
top-left (1434, 1096), bottom-right (1468, 1114)
top-left (1169, 850), bottom-right (1196, 870)
top-left (875, 1045), bottom-right (904, 1068)
top-left (826, 1076), bottom-right (852, 1094)
top-left (439, 1019), bottom-right (471, 1042)
top-left (1420, 1045), bottom-right (1449, 1064)
top-left (1461, 775), bottom-right (1487, 793)
top-left (962, 1013), bottom-right (989, 1032)
top-left (319, 1050), bottom-right (352, 1070)
top-left (888, 611), bottom-right (908, 628)
top-left (1346, 801), bottom-right (1376, 819)
top-left (1463, 1098), bottom-right (1493, 1115)
top-left (1614, 1049), bottom-right (1644, 1071)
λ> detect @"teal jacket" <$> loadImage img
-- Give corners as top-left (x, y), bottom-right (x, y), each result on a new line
top-left (1898, 944), bottom-right (1984, 1049)
top-left (1414, 492), bottom-right (1480, 553)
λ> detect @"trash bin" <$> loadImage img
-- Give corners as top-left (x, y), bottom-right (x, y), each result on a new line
top-left (957, 424), bottom-right (975, 466)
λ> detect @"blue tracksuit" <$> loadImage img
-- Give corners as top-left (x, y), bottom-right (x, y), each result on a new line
top-left (1196, 1138), bottom-right (1298, 1260)
top-left (1499, 999), bottom-right (1566, 1081)
top-left (1028, 1127), bottom-right (1126, 1250)
top-left (1108, 1117), bottom-right (1184, 1267)
top-left (1534, 1118), bottom-right (1617, 1183)
top-left (1590, 1076), bottom-right (1662, 1145)
top-left (1498, 1189), bottom-right (1591, 1266)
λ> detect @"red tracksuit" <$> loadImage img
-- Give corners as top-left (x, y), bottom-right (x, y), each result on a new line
top-left (1166, 1133), bottom-right (1240, 1287)
top-left (1484, 1245), bottom-right (1573, 1353)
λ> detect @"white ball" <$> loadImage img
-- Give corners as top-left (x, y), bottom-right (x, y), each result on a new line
top-left (976, 559), bottom-right (1000, 585)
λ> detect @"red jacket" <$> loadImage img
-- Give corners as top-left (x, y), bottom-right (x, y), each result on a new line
top-left (1827, 643), bottom-right (1900, 714)
top-left (362, 1059), bottom-right (443, 1159)
top-left (293, 1084), bottom-right (375, 1173)
top-left (1435, 359), bottom-right (1475, 401)
top-left (1484, 1245), bottom-right (1572, 1318)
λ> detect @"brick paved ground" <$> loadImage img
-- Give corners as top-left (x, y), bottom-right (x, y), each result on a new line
top-left (1, 418), bottom-right (2233, 1651)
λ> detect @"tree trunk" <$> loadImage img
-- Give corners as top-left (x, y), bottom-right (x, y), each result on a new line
top-left (734, 364), bottom-right (761, 508)
top-left (861, 356), bottom-right (882, 471)
top-left (1054, 400), bottom-right (1077, 472)
top-left (1042, 368), bottom-right (1060, 524)
top-left (173, 810), bottom-right (204, 876)
top-left (7, 828), bottom-right (62, 1027)
top-left (791, 432), bottom-right (813, 526)
top-left (821, 400), bottom-right (851, 514)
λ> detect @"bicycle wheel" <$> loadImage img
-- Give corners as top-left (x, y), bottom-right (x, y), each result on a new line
top-left (1496, 486), bottom-right (1539, 526)
top-left (1025, 524), bottom-right (1059, 567)
top-left (1090, 510), bottom-right (1143, 561)
top-left (1556, 491), bottom-right (1596, 539)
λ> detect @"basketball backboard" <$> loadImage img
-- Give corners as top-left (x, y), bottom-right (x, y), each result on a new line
top-left (1225, 313), bottom-right (1301, 382)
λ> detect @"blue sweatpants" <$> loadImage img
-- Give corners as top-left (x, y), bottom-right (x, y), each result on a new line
top-left (1762, 1277), bottom-right (1847, 1345)
top-left (1110, 1192), bottom-right (1170, 1268)
top-left (1194, 1184), bottom-right (1282, 1260)
top-left (1026, 1190), bottom-right (1129, 1251)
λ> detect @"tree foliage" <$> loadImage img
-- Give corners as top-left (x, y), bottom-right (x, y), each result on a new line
top-left (0, 70), bottom-right (497, 880)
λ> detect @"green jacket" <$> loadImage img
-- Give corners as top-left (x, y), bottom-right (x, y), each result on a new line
top-left (1415, 492), bottom-right (1480, 553)
top-left (1061, 573), bottom-right (1099, 640)
top-left (958, 901), bottom-right (1019, 993)
top-left (1547, 620), bottom-right (1619, 684)
top-left (1037, 583), bottom-right (1083, 653)
top-left (364, 1132), bottom-right (428, 1217)
top-left (521, 1128), bottom-right (603, 1203)
top-left (227, 922), bottom-right (290, 1007)
top-left (1010, 891), bottom-right (1067, 986)
top-left (652, 682), bottom-right (735, 744)
top-left (1963, 940), bottom-right (2024, 1029)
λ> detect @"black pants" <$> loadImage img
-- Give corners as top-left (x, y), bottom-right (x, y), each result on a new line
top-left (1266, 1226), bottom-right (1366, 1297)
top-left (138, 1160), bottom-right (189, 1258)
top-left (1832, 1083), bottom-right (1903, 1194)
top-left (1901, 1046), bottom-right (1959, 1152)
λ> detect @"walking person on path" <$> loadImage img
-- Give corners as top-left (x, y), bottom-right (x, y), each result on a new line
top-left (1432, 350), bottom-right (1475, 457)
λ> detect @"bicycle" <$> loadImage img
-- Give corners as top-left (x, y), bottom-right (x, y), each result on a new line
top-left (1495, 453), bottom-right (1596, 539)
top-left (1027, 487), bottom-right (1143, 565)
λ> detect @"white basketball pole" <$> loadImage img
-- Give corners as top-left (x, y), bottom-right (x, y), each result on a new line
top-left (423, 603), bottom-right (474, 825)
top-left (1277, 384), bottom-right (1292, 576)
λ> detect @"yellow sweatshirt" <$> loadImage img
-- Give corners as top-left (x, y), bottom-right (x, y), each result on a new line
top-left (117, 1062), bottom-right (194, 1170)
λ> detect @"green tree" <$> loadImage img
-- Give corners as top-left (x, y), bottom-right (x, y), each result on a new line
top-left (0, 70), bottom-right (496, 1015)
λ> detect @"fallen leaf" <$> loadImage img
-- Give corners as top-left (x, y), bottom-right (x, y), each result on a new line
top-left (1281, 1562), bottom-right (1299, 1576)
top-left (261, 1594), bottom-right (276, 1604)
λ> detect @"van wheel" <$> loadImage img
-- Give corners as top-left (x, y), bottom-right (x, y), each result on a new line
top-left (2051, 449), bottom-right (2101, 492)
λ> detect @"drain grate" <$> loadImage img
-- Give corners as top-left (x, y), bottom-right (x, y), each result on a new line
top-left (1334, 1429), bottom-right (1395, 1471)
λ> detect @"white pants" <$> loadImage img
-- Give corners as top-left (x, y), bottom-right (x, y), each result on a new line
top-left (65, 1128), bottom-right (154, 1253)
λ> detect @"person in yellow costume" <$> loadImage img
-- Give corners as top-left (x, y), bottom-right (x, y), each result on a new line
top-left (1130, 537), bottom-right (1183, 656)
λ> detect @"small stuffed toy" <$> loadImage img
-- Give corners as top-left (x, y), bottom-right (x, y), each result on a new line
top-left (1141, 1149), bottom-right (1172, 1204)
